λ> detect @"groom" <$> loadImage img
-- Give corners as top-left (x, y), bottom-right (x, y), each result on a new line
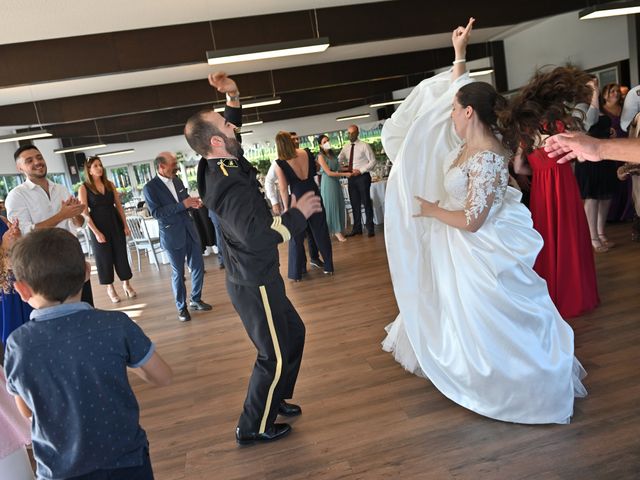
top-left (184, 72), bottom-right (322, 445)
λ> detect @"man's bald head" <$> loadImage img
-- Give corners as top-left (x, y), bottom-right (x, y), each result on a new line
top-left (155, 151), bottom-right (179, 178)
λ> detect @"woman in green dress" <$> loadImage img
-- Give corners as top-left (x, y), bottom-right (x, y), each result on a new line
top-left (317, 135), bottom-right (352, 242)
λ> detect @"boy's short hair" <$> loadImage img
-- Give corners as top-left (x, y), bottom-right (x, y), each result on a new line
top-left (11, 228), bottom-right (86, 302)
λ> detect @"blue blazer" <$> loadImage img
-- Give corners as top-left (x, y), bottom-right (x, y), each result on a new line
top-left (143, 175), bottom-right (200, 251)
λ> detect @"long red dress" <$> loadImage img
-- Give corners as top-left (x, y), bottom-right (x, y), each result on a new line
top-left (527, 145), bottom-right (600, 318)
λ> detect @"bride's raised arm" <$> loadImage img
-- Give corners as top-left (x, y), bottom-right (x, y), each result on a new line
top-left (452, 18), bottom-right (474, 82)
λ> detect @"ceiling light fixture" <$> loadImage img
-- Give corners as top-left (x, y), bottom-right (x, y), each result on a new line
top-left (469, 69), bottom-right (494, 77)
top-left (214, 97), bottom-right (282, 112)
top-left (0, 130), bottom-right (52, 144)
top-left (579, 1), bottom-right (640, 19)
top-left (242, 120), bottom-right (264, 127)
top-left (54, 143), bottom-right (107, 154)
top-left (369, 99), bottom-right (405, 108)
top-left (96, 149), bottom-right (135, 158)
top-left (336, 113), bottom-right (371, 122)
top-left (238, 130), bottom-right (254, 136)
top-left (207, 37), bottom-right (330, 65)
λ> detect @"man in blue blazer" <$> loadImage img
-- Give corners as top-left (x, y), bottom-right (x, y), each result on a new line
top-left (143, 152), bottom-right (212, 321)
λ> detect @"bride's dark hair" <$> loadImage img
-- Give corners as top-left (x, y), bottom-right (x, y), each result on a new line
top-left (456, 82), bottom-right (509, 148)
top-left (498, 65), bottom-right (592, 153)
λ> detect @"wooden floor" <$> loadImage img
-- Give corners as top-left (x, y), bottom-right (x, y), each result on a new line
top-left (90, 223), bottom-right (640, 480)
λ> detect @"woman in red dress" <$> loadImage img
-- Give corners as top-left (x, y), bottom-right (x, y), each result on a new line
top-left (506, 66), bottom-right (599, 319)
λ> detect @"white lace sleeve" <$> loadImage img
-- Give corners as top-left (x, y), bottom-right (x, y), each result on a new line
top-left (464, 151), bottom-right (508, 226)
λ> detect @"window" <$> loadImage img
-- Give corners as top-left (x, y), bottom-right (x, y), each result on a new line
top-left (108, 166), bottom-right (132, 189)
top-left (47, 173), bottom-right (70, 190)
top-left (0, 174), bottom-right (23, 199)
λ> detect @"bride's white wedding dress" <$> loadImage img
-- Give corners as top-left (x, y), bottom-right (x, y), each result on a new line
top-left (381, 70), bottom-right (586, 424)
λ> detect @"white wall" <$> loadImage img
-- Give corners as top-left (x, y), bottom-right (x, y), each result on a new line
top-left (504, 11), bottom-right (629, 90)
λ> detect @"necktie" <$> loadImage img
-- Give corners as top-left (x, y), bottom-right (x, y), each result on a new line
top-left (348, 143), bottom-right (355, 172)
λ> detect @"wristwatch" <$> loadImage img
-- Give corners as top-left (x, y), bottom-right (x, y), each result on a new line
top-left (226, 91), bottom-right (240, 103)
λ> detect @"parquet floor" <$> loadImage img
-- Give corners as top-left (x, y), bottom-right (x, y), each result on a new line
top-left (89, 222), bottom-right (640, 480)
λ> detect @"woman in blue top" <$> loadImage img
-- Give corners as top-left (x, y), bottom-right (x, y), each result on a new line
top-left (0, 217), bottom-right (32, 346)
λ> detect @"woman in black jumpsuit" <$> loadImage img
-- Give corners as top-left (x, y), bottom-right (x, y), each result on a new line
top-left (78, 156), bottom-right (136, 303)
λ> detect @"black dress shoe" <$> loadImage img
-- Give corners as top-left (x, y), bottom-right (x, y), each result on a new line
top-left (345, 230), bottom-right (362, 237)
top-left (278, 401), bottom-right (302, 417)
top-left (235, 423), bottom-right (291, 446)
top-left (309, 258), bottom-right (324, 269)
top-left (178, 308), bottom-right (191, 322)
top-left (367, 231), bottom-right (375, 237)
top-left (189, 300), bottom-right (213, 311)
top-left (219, 263), bottom-right (225, 270)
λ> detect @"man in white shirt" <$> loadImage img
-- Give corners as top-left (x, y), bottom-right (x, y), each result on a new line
top-left (6, 144), bottom-right (94, 304)
top-left (338, 125), bottom-right (377, 237)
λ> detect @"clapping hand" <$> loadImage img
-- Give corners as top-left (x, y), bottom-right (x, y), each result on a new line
top-left (60, 196), bottom-right (85, 219)
top-left (208, 72), bottom-right (239, 95)
top-left (413, 196), bottom-right (440, 218)
top-left (3, 218), bottom-right (21, 249)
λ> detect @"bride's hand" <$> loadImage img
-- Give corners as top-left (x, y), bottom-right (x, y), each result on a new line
top-left (452, 17), bottom-right (475, 57)
top-left (413, 196), bottom-right (440, 218)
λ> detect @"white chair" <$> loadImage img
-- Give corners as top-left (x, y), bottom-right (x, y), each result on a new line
top-left (126, 215), bottom-right (163, 271)
top-left (76, 226), bottom-right (93, 256)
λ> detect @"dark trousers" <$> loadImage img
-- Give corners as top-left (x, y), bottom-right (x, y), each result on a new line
top-left (305, 226), bottom-right (319, 261)
top-left (288, 210), bottom-right (333, 280)
top-left (348, 172), bottom-right (374, 233)
top-left (165, 235), bottom-right (205, 311)
top-left (81, 280), bottom-right (94, 306)
top-left (90, 231), bottom-right (132, 285)
top-left (208, 210), bottom-right (225, 266)
top-left (68, 448), bottom-right (153, 479)
top-left (227, 276), bottom-right (305, 434)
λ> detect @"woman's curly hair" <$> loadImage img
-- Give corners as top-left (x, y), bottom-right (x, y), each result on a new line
top-left (498, 66), bottom-right (593, 153)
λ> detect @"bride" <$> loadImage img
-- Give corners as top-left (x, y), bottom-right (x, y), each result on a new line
top-left (381, 18), bottom-right (586, 424)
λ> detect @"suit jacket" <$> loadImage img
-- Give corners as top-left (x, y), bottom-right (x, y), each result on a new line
top-left (143, 175), bottom-right (200, 251)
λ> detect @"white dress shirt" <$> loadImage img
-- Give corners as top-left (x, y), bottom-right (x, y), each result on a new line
top-left (159, 174), bottom-right (179, 202)
top-left (338, 139), bottom-right (377, 174)
top-left (6, 179), bottom-right (79, 235)
top-left (264, 161), bottom-right (280, 206)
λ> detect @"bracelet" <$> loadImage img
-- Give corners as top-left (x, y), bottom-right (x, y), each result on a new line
top-left (452, 58), bottom-right (466, 65)
top-left (226, 92), bottom-right (240, 102)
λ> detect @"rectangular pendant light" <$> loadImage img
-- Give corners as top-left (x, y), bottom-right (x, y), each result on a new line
top-left (469, 69), bottom-right (494, 77)
top-left (96, 149), bottom-right (135, 158)
top-left (238, 130), bottom-right (253, 136)
top-left (580, 1), bottom-right (640, 19)
top-left (207, 37), bottom-right (330, 65)
top-left (54, 143), bottom-right (107, 154)
top-left (214, 97), bottom-right (281, 113)
top-left (242, 120), bottom-right (264, 127)
top-left (336, 113), bottom-right (371, 122)
top-left (369, 99), bottom-right (405, 108)
top-left (0, 130), bottom-right (52, 144)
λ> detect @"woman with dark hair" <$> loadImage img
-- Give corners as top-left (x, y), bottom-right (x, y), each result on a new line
top-left (275, 131), bottom-right (334, 281)
top-left (508, 66), bottom-right (599, 319)
top-left (381, 18), bottom-right (585, 424)
top-left (316, 134), bottom-right (352, 241)
top-left (575, 78), bottom-right (620, 253)
top-left (77, 156), bottom-right (136, 303)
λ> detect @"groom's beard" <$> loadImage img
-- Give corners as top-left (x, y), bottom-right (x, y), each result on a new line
top-left (225, 136), bottom-right (242, 157)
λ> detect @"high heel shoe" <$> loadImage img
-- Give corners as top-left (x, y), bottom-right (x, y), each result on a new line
top-left (591, 238), bottom-right (609, 253)
top-left (598, 234), bottom-right (615, 249)
top-left (107, 286), bottom-right (121, 303)
top-left (123, 284), bottom-right (137, 298)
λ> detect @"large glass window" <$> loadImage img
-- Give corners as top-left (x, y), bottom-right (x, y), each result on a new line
top-left (0, 174), bottom-right (23, 199)
top-left (108, 166), bottom-right (132, 189)
top-left (47, 172), bottom-right (70, 190)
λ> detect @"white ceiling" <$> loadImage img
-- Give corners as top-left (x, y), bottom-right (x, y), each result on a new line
top-left (0, 0), bottom-right (388, 45)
